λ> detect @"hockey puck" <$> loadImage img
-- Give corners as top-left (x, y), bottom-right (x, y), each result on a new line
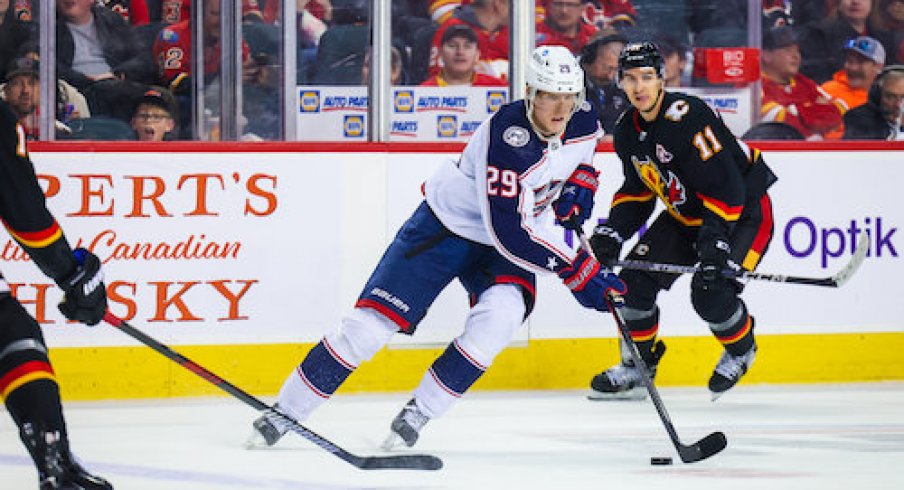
top-left (650, 457), bottom-right (673, 465)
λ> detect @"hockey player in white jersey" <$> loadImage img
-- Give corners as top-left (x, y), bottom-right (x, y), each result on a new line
top-left (247, 46), bottom-right (625, 450)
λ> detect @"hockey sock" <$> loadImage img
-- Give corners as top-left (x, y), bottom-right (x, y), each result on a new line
top-left (2, 355), bottom-right (69, 468)
top-left (414, 340), bottom-right (486, 419)
top-left (290, 338), bottom-right (355, 403)
top-left (710, 303), bottom-right (755, 356)
top-left (622, 306), bottom-right (660, 365)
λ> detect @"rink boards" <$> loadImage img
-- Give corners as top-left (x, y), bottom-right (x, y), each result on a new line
top-left (13, 141), bottom-right (904, 400)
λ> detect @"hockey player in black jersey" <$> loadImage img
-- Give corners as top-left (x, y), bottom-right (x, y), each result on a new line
top-left (0, 99), bottom-right (112, 489)
top-left (588, 42), bottom-right (778, 400)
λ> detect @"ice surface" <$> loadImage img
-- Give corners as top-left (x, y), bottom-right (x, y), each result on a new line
top-left (2, 383), bottom-right (902, 489)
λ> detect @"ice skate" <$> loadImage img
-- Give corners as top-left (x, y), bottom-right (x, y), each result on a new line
top-left (244, 405), bottom-right (291, 449)
top-left (381, 399), bottom-right (431, 450)
top-left (20, 424), bottom-right (112, 490)
top-left (588, 340), bottom-right (666, 400)
top-left (709, 344), bottom-right (757, 401)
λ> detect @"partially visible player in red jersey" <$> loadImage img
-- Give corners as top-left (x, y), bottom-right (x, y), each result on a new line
top-left (429, 0), bottom-right (510, 80)
top-left (421, 24), bottom-right (507, 86)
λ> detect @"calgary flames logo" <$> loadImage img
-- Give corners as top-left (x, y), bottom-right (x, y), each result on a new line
top-left (631, 155), bottom-right (686, 207)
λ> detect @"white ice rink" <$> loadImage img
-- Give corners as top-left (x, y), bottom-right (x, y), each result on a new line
top-left (2, 383), bottom-right (902, 489)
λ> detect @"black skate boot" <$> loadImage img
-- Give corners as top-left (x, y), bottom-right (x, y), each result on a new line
top-left (21, 423), bottom-right (112, 490)
top-left (244, 405), bottom-right (291, 449)
top-left (381, 398), bottom-right (431, 450)
top-left (709, 343), bottom-right (757, 400)
top-left (589, 340), bottom-right (666, 400)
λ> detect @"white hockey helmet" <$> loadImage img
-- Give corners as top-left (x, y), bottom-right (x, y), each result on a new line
top-left (526, 46), bottom-right (586, 116)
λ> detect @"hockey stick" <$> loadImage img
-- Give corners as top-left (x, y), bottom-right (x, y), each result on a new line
top-left (602, 292), bottom-right (727, 463)
top-left (102, 312), bottom-right (443, 471)
top-left (577, 232), bottom-right (727, 463)
top-left (613, 233), bottom-right (869, 288)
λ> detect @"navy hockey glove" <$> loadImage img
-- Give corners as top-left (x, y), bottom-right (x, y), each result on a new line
top-left (558, 249), bottom-right (627, 312)
top-left (553, 164), bottom-right (599, 230)
top-left (589, 224), bottom-right (624, 267)
top-left (58, 248), bottom-right (108, 326)
top-left (693, 238), bottom-right (738, 291)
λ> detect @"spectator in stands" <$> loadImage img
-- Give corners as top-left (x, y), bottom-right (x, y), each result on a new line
top-left (579, 31), bottom-right (627, 138)
top-left (57, 0), bottom-right (155, 87)
top-left (0, 57), bottom-right (87, 139)
top-left (821, 36), bottom-right (886, 137)
top-left (153, 0), bottom-right (253, 93)
top-left (871, 0), bottom-right (904, 65)
top-left (420, 24), bottom-right (506, 86)
top-left (791, 0), bottom-right (830, 28)
top-left (429, 0), bottom-right (510, 80)
top-left (130, 87), bottom-right (177, 141)
top-left (579, 0), bottom-right (637, 31)
top-left (56, 0), bottom-right (154, 122)
top-left (97, 0), bottom-right (150, 26)
top-left (763, 0), bottom-right (793, 28)
top-left (798, 0), bottom-right (896, 84)
top-left (843, 65), bottom-right (904, 139)
top-left (536, 0), bottom-right (599, 54)
top-left (760, 25), bottom-right (843, 140)
top-left (657, 35), bottom-right (689, 87)
top-left (160, 0), bottom-right (190, 24)
top-left (310, 0), bottom-right (369, 84)
top-left (362, 46), bottom-right (406, 85)
top-left (0, 0), bottom-right (36, 84)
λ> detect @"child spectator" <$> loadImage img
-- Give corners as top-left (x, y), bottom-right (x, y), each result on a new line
top-left (130, 87), bottom-right (177, 141)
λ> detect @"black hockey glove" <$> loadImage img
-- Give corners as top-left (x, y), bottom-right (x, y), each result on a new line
top-left (589, 224), bottom-right (624, 267)
top-left (57, 248), bottom-right (108, 326)
top-left (693, 239), bottom-right (738, 291)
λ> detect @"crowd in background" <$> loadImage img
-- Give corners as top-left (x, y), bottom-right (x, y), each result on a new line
top-left (0, 0), bottom-right (902, 141)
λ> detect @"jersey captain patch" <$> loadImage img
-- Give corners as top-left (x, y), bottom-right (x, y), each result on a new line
top-left (502, 126), bottom-right (529, 147)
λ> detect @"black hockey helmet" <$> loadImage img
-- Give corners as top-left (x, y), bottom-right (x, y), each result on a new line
top-left (617, 41), bottom-right (664, 84)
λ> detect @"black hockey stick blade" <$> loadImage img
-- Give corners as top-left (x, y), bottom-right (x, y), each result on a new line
top-left (103, 312), bottom-right (443, 471)
top-left (676, 431), bottom-right (727, 463)
top-left (614, 232), bottom-right (869, 288)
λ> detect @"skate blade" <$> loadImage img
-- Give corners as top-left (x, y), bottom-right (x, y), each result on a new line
top-left (587, 388), bottom-right (647, 401)
top-left (380, 432), bottom-right (406, 451)
top-left (710, 390), bottom-right (726, 402)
